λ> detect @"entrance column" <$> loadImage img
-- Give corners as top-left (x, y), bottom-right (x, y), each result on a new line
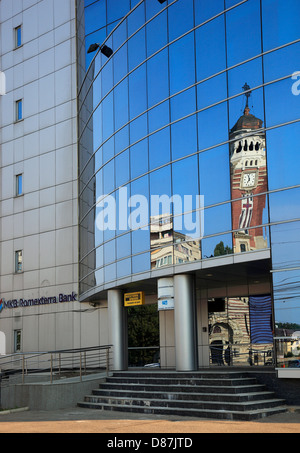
top-left (174, 274), bottom-right (197, 371)
top-left (108, 289), bottom-right (128, 371)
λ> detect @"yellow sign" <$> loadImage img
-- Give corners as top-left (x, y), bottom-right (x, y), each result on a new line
top-left (124, 291), bottom-right (145, 307)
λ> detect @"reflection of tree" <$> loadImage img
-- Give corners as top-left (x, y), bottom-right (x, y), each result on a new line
top-left (277, 322), bottom-right (300, 330)
top-left (128, 305), bottom-right (159, 366)
top-left (214, 241), bottom-right (233, 256)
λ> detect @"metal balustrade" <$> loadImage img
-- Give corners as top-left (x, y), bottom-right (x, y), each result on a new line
top-left (0, 345), bottom-right (113, 388)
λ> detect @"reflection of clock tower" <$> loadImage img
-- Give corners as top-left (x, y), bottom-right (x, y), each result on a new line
top-left (229, 86), bottom-right (268, 253)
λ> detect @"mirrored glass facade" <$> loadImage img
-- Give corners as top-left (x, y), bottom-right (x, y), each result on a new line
top-left (78, 0), bottom-right (300, 368)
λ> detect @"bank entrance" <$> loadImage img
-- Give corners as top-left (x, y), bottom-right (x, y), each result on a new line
top-left (127, 304), bottom-right (159, 368)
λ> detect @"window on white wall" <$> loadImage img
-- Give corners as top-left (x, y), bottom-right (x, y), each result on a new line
top-left (16, 174), bottom-right (23, 196)
top-left (14, 25), bottom-right (22, 48)
top-left (15, 250), bottom-right (23, 273)
top-left (14, 330), bottom-right (21, 352)
top-left (15, 99), bottom-right (23, 121)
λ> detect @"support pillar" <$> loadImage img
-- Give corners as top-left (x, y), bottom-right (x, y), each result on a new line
top-left (108, 289), bottom-right (128, 371)
top-left (174, 274), bottom-right (197, 371)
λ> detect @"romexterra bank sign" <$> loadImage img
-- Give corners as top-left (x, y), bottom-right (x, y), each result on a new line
top-left (0, 292), bottom-right (77, 314)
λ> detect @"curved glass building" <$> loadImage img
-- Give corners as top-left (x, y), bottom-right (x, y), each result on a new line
top-left (77, 0), bottom-right (300, 372)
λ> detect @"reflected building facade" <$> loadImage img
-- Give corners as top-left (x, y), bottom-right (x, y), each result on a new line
top-left (76, 0), bottom-right (300, 378)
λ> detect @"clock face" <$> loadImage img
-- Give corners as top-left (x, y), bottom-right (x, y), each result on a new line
top-left (242, 172), bottom-right (256, 188)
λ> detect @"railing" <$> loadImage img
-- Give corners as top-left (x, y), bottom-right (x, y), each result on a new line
top-left (0, 345), bottom-right (112, 387)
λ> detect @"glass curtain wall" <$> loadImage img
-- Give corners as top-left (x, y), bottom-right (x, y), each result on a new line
top-left (78, 0), bottom-right (300, 366)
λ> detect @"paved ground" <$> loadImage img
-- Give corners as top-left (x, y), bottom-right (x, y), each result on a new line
top-left (0, 406), bottom-right (300, 433)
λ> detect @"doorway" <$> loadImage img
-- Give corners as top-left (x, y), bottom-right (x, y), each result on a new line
top-left (127, 304), bottom-right (160, 367)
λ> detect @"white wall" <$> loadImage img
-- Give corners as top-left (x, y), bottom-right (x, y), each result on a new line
top-left (0, 0), bottom-right (84, 353)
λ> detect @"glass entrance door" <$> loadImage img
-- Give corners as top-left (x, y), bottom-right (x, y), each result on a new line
top-left (127, 304), bottom-right (160, 367)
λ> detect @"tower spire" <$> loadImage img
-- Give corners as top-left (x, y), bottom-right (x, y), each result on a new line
top-left (242, 83), bottom-right (252, 109)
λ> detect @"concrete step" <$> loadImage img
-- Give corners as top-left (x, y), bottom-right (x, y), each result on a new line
top-left (77, 399), bottom-right (287, 421)
top-left (98, 381), bottom-right (267, 394)
top-left (105, 376), bottom-right (259, 387)
top-left (82, 393), bottom-right (286, 412)
top-left (92, 387), bottom-right (277, 403)
top-left (77, 370), bottom-right (287, 421)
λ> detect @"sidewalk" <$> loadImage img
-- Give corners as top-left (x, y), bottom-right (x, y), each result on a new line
top-left (0, 405), bottom-right (299, 433)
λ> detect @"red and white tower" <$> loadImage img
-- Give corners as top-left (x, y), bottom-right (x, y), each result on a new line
top-left (229, 86), bottom-right (268, 253)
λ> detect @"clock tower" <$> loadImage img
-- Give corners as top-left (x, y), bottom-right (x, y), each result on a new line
top-left (229, 85), bottom-right (268, 253)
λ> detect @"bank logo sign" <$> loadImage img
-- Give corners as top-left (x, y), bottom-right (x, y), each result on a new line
top-left (0, 292), bottom-right (77, 315)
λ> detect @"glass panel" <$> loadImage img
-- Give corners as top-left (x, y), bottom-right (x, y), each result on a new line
top-left (269, 188), bottom-right (300, 223)
top-left (172, 156), bottom-right (201, 239)
top-left (171, 87), bottom-right (196, 123)
top-left (204, 204), bottom-right (232, 237)
top-left (129, 65), bottom-right (147, 119)
top-left (227, 58), bottom-right (263, 99)
top-left (171, 115), bottom-right (197, 161)
top-left (130, 112), bottom-right (148, 144)
top-left (273, 269), bottom-right (300, 368)
top-left (117, 233), bottom-right (131, 260)
top-left (113, 43), bottom-right (128, 86)
top-left (169, 32), bottom-right (195, 95)
top-left (115, 148), bottom-right (130, 187)
top-left (195, 0), bottom-right (225, 24)
top-left (104, 262), bottom-right (116, 283)
top-left (168, 0), bottom-right (194, 42)
top-left (128, 27), bottom-right (146, 71)
top-left (146, 10), bottom-right (167, 57)
top-left (130, 138), bottom-right (149, 179)
top-left (132, 252), bottom-right (150, 274)
top-left (197, 73), bottom-right (227, 111)
top-left (148, 101), bottom-right (170, 134)
top-left (151, 242), bottom-right (173, 270)
top-left (195, 16), bottom-right (226, 81)
top-left (114, 78), bottom-right (129, 131)
top-left (262, 0), bottom-right (300, 52)
top-left (264, 42), bottom-right (300, 84)
top-left (102, 94), bottom-right (114, 141)
top-left (130, 175), bottom-right (150, 254)
top-left (266, 122), bottom-right (300, 191)
top-left (115, 125), bottom-right (129, 156)
top-left (149, 127), bottom-right (171, 170)
top-left (117, 258), bottom-right (132, 278)
top-left (198, 103), bottom-right (228, 151)
top-left (101, 59), bottom-right (113, 99)
top-left (265, 78), bottom-right (300, 128)
top-left (113, 18), bottom-right (127, 51)
top-left (104, 239), bottom-right (116, 265)
top-left (102, 136), bottom-right (114, 164)
top-left (199, 145), bottom-right (231, 206)
top-left (85, 1), bottom-right (106, 34)
top-left (202, 233), bottom-right (233, 258)
top-left (103, 160), bottom-right (115, 195)
top-left (107, 0), bottom-right (130, 23)
top-left (127, 2), bottom-right (145, 37)
top-left (226, 0), bottom-right (261, 67)
top-left (147, 49), bottom-right (169, 108)
top-left (271, 221), bottom-right (300, 271)
top-left (93, 104), bottom-right (103, 153)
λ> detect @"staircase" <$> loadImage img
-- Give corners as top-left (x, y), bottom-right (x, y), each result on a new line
top-left (77, 370), bottom-right (287, 421)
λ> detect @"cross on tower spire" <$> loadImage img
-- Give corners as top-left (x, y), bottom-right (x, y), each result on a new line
top-left (242, 83), bottom-right (252, 108)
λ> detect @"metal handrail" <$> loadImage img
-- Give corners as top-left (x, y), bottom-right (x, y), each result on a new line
top-left (0, 345), bottom-right (113, 387)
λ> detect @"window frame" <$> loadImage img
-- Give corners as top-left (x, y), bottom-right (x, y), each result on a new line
top-left (15, 250), bottom-right (23, 273)
top-left (14, 25), bottom-right (22, 49)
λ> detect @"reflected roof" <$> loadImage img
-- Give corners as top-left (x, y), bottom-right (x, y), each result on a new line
top-left (230, 107), bottom-right (263, 135)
